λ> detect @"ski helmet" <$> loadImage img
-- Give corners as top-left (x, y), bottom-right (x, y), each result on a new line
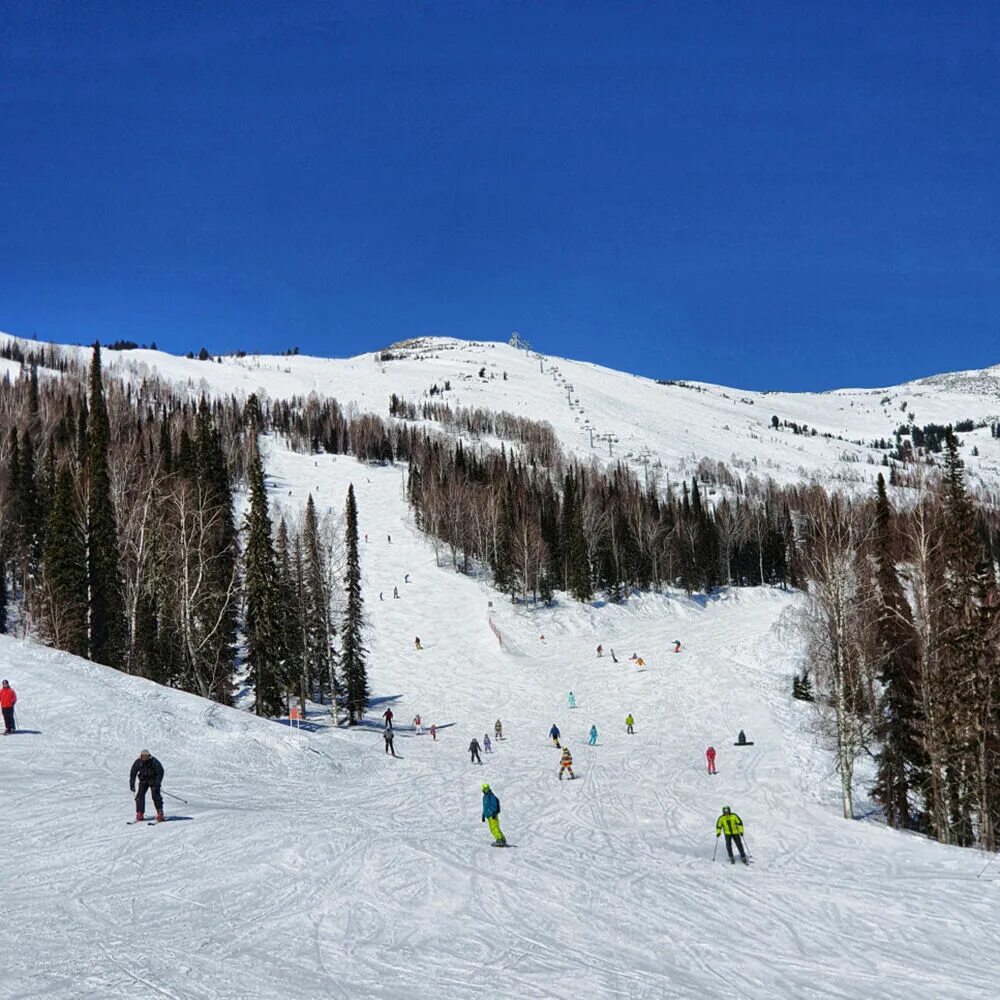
top-left (481, 783), bottom-right (490, 792)
top-left (722, 805), bottom-right (730, 813)
top-left (140, 750), bottom-right (151, 759)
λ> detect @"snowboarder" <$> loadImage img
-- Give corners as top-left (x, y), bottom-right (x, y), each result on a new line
top-left (382, 708), bottom-right (394, 729)
top-left (630, 652), bottom-right (637, 661)
top-left (404, 573), bottom-right (410, 583)
top-left (494, 719), bottom-right (503, 740)
top-left (379, 592), bottom-right (384, 600)
top-left (625, 713), bottom-right (635, 734)
top-left (568, 691), bottom-right (576, 709)
top-left (481, 783), bottom-right (506, 846)
top-left (384, 730), bottom-right (397, 757)
top-left (736, 729), bottom-right (753, 746)
top-left (558, 746), bottom-right (574, 780)
top-left (387, 534), bottom-right (391, 543)
top-left (549, 723), bottom-right (561, 748)
top-left (706, 746), bottom-right (717, 774)
top-left (484, 734), bottom-right (492, 753)
top-left (610, 648), bottom-right (618, 663)
top-left (414, 636), bottom-right (422, 650)
top-left (430, 724), bottom-right (437, 741)
top-left (588, 725), bottom-right (598, 746)
top-left (414, 714), bottom-right (422, 735)
top-left (469, 738), bottom-right (482, 764)
top-left (716, 806), bottom-right (748, 864)
top-left (393, 587), bottom-right (399, 599)
top-left (1, 679), bottom-right (16, 734)
top-left (129, 750), bottom-right (165, 822)
top-left (635, 657), bottom-right (646, 669)
top-left (673, 640), bottom-right (682, 653)
top-left (596, 644), bottom-right (603, 657)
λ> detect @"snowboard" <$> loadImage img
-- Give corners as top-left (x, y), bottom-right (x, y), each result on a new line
top-left (733, 741), bottom-right (755, 746)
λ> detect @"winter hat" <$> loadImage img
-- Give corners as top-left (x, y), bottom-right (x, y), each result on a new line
top-left (140, 750), bottom-right (151, 759)
top-left (722, 805), bottom-right (730, 813)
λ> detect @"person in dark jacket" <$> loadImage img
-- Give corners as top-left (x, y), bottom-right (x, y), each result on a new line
top-left (469, 738), bottom-right (482, 764)
top-left (129, 750), bottom-right (165, 822)
top-left (481, 783), bottom-right (506, 845)
top-left (384, 729), bottom-right (397, 757)
top-left (549, 723), bottom-right (561, 748)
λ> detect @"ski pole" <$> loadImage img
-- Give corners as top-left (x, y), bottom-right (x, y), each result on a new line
top-left (977, 851), bottom-right (997, 879)
top-left (742, 835), bottom-right (752, 860)
top-left (162, 789), bottom-right (188, 805)
top-left (712, 838), bottom-right (719, 862)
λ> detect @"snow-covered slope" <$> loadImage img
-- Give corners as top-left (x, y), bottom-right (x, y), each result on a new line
top-left (5, 451), bottom-right (995, 1000)
top-left (6, 332), bottom-right (1000, 492)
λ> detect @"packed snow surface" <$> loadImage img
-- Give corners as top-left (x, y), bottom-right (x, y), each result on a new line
top-left (5, 451), bottom-right (993, 1000)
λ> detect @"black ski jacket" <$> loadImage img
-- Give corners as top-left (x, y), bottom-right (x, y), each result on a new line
top-left (130, 756), bottom-right (164, 790)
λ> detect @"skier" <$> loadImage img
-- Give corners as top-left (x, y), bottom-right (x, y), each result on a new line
top-left (494, 719), bottom-right (503, 740)
top-left (393, 587), bottom-right (399, 599)
top-left (382, 708), bottom-right (394, 729)
top-left (716, 806), bottom-right (748, 864)
top-left (469, 737), bottom-right (483, 764)
top-left (558, 746), bottom-right (574, 780)
top-left (481, 782), bottom-right (506, 846)
top-left (387, 533), bottom-right (391, 543)
top-left (404, 573), bottom-right (410, 583)
top-left (384, 730), bottom-right (397, 757)
top-left (430, 723), bottom-right (437, 741)
top-left (706, 746), bottom-right (717, 774)
top-left (484, 733), bottom-right (492, 753)
top-left (635, 657), bottom-right (646, 669)
top-left (129, 750), bottom-right (165, 822)
top-left (549, 723), bottom-right (561, 748)
top-left (673, 640), bottom-right (682, 653)
top-left (625, 713), bottom-right (635, 734)
top-left (610, 649), bottom-right (618, 663)
top-left (1, 679), bottom-right (16, 734)
top-left (588, 725), bottom-right (598, 746)
top-left (379, 592), bottom-right (384, 601)
top-left (414, 636), bottom-right (422, 650)
top-left (568, 691), bottom-right (576, 709)
top-left (413, 714), bottom-right (422, 735)
top-left (596, 644), bottom-right (603, 657)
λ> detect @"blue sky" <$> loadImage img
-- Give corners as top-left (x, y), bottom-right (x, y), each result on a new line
top-left (2, 1), bottom-right (997, 390)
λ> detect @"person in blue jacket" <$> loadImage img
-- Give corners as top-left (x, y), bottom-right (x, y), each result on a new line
top-left (549, 723), bottom-right (561, 748)
top-left (482, 783), bottom-right (506, 846)
top-left (588, 725), bottom-right (598, 746)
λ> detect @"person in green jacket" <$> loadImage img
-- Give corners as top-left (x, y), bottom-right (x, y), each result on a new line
top-left (716, 805), bottom-right (748, 864)
top-left (625, 713), bottom-right (635, 734)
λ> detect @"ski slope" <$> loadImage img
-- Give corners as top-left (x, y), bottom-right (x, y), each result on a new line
top-left (6, 331), bottom-right (1000, 494)
top-left (5, 447), bottom-right (995, 1000)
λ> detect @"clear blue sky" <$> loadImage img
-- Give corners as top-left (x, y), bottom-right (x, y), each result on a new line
top-left (2, 1), bottom-right (997, 390)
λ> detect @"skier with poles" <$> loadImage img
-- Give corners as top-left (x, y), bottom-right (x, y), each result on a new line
top-left (706, 746), bottom-right (717, 774)
top-left (1, 679), bottom-right (16, 734)
top-left (129, 750), bottom-right (165, 823)
top-left (481, 783), bottom-right (506, 846)
top-left (469, 737), bottom-right (483, 764)
top-left (716, 806), bottom-right (749, 865)
top-left (382, 708), bottom-right (394, 729)
top-left (384, 729), bottom-right (397, 756)
top-left (549, 723), bottom-right (561, 748)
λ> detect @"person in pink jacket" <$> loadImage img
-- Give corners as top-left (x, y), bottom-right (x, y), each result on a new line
top-left (706, 746), bottom-right (717, 775)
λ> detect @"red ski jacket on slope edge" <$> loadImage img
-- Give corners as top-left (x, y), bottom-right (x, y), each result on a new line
top-left (0, 687), bottom-right (15, 709)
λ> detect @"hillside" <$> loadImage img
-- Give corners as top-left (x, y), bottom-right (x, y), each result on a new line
top-left (5, 332), bottom-right (1000, 495)
top-left (5, 446), bottom-right (995, 999)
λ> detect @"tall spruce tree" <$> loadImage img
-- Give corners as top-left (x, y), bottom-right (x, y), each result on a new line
top-left (561, 471), bottom-right (591, 601)
top-left (86, 343), bottom-right (125, 666)
top-left (243, 440), bottom-right (285, 716)
top-left (43, 465), bottom-right (88, 655)
top-left (870, 474), bottom-right (924, 829)
top-left (303, 494), bottom-right (336, 703)
top-left (341, 484), bottom-right (368, 724)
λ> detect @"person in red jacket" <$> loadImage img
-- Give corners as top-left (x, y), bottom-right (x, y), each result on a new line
top-left (1, 679), bottom-right (16, 734)
top-left (706, 745), bottom-right (717, 775)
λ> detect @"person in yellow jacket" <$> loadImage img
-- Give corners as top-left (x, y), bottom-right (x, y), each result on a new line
top-left (625, 714), bottom-right (635, 734)
top-left (716, 806), bottom-right (748, 864)
top-left (559, 746), bottom-right (575, 780)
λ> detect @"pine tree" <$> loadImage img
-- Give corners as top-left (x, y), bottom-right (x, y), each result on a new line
top-left (0, 549), bottom-right (7, 634)
top-left (243, 439), bottom-right (285, 716)
top-left (303, 494), bottom-right (336, 703)
top-left (42, 465), bottom-right (88, 656)
top-left (562, 471), bottom-right (591, 601)
top-left (341, 484), bottom-right (368, 724)
top-left (275, 518), bottom-right (303, 714)
top-left (870, 474), bottom-right (923, 830)
top-left (86, 343), bottom-right (125, 666)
